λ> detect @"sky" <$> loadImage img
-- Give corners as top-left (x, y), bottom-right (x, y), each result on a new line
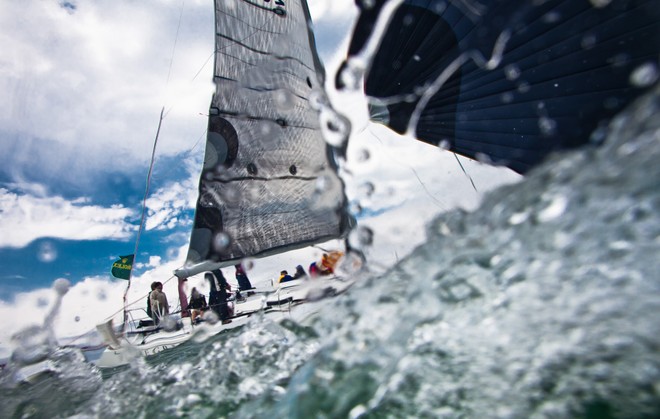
top-left (0, 0), bottom-right (519, 359)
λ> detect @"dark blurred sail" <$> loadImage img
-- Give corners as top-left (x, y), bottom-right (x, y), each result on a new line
top-left (338, 0), bottom-right (660, 173)
top-left (177, 0), bottom-right (349, 277)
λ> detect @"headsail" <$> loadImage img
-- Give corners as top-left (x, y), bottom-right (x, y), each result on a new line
top-left (176, 0), bottom-right (349, 278)
top-left (338, 0), bottom-right (660, 174)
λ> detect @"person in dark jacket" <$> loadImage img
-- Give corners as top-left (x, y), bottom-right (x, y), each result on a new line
top-left (146, 281), bottom-right (158, 320)
top-left (207, 270), bottom-right (232, 324)
top-left (188, 287), bottom-right (208, 324)
top-left (292, 265), bottom-right (307, 279)
top-left (278, 270), bottom-right (294, 283)
top-left (235, 264), bottom-right (253, 290)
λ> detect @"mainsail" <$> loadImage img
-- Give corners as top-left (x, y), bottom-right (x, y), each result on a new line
top-left (338, 0), bottom-right (660, 174)
top-left (176, 0), bottom-right (350, 278)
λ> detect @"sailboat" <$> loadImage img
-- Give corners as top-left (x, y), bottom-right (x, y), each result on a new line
top-left (94, 0), bottom-right (352, 369)
top-left (95, 0), bottom-right (658, 368)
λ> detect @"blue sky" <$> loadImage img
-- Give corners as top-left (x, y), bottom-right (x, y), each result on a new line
top-left (0, 1), bottom-right (212, 297)
top-left (0, 0), bottom-right (367, 354)
top-left (0, 0), bottom-right (519, 356)
top-left (0, 1), bottom-right (356, 296)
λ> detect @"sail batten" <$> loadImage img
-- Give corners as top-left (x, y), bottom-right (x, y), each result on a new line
top-left (176, 0), bottom-right (348, 278)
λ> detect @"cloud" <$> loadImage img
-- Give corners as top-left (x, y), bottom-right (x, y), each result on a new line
top-left (135, 255), bottom-right (162, 269)
top-left (0, 187), bottom-right (136, 248)
top-left (309, 0), bottom-right (356, 21)
top-left (145, 157), bottom-right (200, 231)
top-left (0, 1), bottom-right (214, 191)
top-left (0, 276), bottom-right (126, 360)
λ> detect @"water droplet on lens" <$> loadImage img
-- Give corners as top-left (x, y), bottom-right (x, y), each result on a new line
top-left (629, 62), bottom-right (659, 87)
top-left (475, 152), bottom-right (493, 165)
top-left (504, 64), bottom-right (520, 80)
top-left (538, 117), bottom-right (557, 136)
top-left (259, 120), bottom-right (274, 136)
top-left (38, 241), bottom-right (57, 263)
top-left (309, 90), bottom-right (327, 111)
top-left (97, 289), bottom-right (107, 301)
top-left (274, 89), bottom-right (295, 110)
top-left (160, 316), bottom-right (178, 332)
top-left (74, 316), bottom-right (80, 322)
top-left (203, 310), bottom-right (219, 325)
top-left (542, 11), bottom-right (561, 23)
top-left (610, 53), bottom-right (630, 68)
top-left (223, 185), bottom-right (241, 203)
top-left (356, 226), bottom-right (373, 247)
top-left (501, 92), bottom-right (514, 103)
top-left (349, 201), bottom-right (363, 215)
top-left (320, 109), bottom-right (350, 148)
top-left (581, 34), bottom-right (597, 49)
top-left (359, 182), bottom-right (375, 197)
top-left (355, 148), bottom-right (370, 162)
top-left (517, 81), bottom-right (530, 93)
top-left (335, 251), bottom-right (365, 277)
top-left (213, 233), bottom-right (231, 252)
top-left (589, 0), bottom-right (612, 8)
top-left (315, 176), bottom-right (329, 193)
top-left (424, 0), bottom-right (443, 12)
top-left (241, 258), bottom-right (255, 271)
top-left (53, 278), bottom-right (70, 296)
top-left (361, 0), bottom-right (376, 10)
top-left (340, 58), bottom-right (366, 91)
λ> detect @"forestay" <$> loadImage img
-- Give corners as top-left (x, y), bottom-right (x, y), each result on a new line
top-left (177, 0), bottom-right (349, 278)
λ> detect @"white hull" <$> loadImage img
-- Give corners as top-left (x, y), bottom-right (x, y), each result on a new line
top-left (95, 276), bottom-right (351, 369)
top-left (95, 313), bottom-right (254, 368)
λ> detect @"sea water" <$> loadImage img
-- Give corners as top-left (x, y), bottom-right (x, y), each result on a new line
top-left (1, 79), bottom-right (659, 419)
top-left (1, 85), bottom-right (657, 418)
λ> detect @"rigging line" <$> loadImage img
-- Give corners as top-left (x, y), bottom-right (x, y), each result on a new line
top-left (408, 164), bottom-right (446, 209)
top-left (192, 51), bottom-right (216, 82)
top-left (162, 0), bottom-right (187, 118)
top-left (165, 0), bottom-right (186, 88)
top-left (121, 107), bottom-right (166, 332)
top-left (453, 152), bottom-right (478, 193)
top-left (189, 127), bottom-right (208, 153)
top-left (367, 129), bottom-right (447, 210)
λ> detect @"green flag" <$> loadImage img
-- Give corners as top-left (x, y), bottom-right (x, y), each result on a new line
top-left (111, 254), bottom-right (134, 280)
